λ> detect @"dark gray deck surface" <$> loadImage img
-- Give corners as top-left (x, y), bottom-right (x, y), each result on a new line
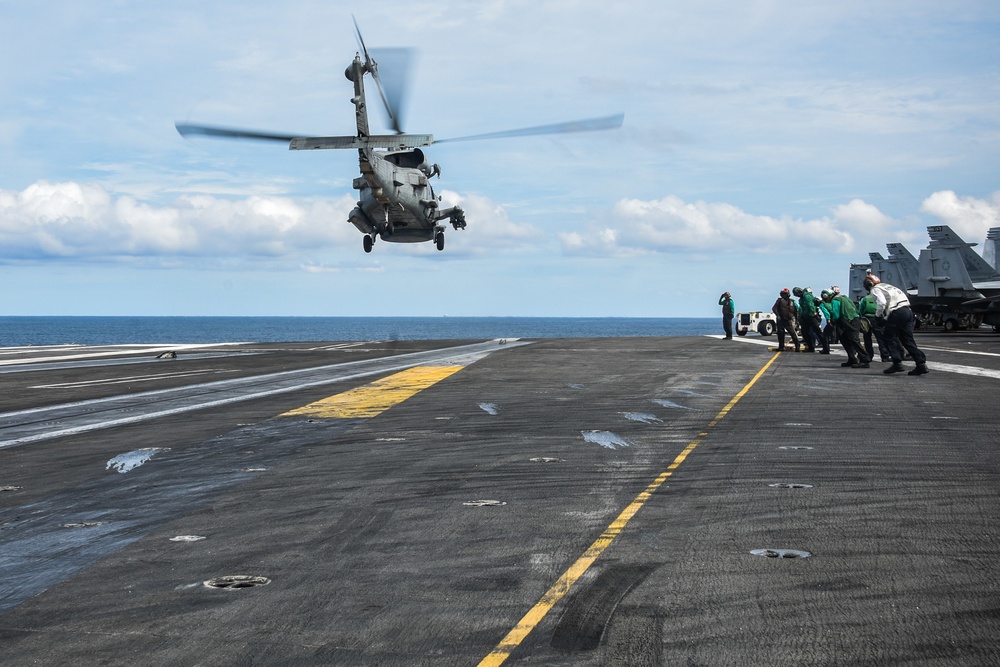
top-left (1, 334), bottom-right (998, 666)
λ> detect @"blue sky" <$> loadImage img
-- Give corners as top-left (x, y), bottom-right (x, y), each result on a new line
top-left (1, 0), bottom-right (998, 317)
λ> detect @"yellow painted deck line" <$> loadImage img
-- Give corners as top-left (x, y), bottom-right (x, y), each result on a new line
top-left (477, 352), bottom-right (780, 667)
top-left (281, 365), bottom-right (464, 418)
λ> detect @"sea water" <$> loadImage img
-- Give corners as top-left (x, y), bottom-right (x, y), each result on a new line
top-left (0, 316), bottom-right (718, 346)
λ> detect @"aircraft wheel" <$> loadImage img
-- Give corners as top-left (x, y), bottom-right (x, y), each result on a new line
top-left (363, 235), bottom-right (373, 253)
top-left (435, 232), bottom-right (445, 251)
top-left (943, 318), bottom-right (959, 332)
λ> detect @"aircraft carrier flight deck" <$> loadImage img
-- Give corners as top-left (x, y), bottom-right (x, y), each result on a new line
top-left (1, 333), bottom-right (999, 665)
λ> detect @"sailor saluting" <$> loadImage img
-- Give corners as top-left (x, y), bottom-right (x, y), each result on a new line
top-left (719, 291), bottom-right (735, 339)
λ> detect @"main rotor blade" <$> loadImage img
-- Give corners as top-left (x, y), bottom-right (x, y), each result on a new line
top-left (176, 121), bottom-right (434, 151)
top-left (434, 113), bottom-right (624, 144)
top-left (175, 122), bottom-right (299, 144)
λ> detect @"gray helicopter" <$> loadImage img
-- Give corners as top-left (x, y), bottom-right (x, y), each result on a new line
top-left (176, 21), bottom-right (624, 253)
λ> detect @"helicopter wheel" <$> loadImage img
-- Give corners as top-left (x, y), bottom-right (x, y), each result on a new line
top-left (435, 232), bottom-right (445, 251)
top-left (363, 235), bottom-right (373, 253)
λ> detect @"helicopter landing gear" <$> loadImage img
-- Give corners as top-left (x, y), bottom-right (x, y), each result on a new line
top-left (363, 235), bottom-right (374, 253)
top-left (435, 232), bottom-right (445, 251)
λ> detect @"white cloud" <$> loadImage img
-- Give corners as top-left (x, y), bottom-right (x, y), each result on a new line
top-left (436, 189), bottom-right (542, 256)
top-left (831, 199), bottom-right (895, 236)
top-left (0, 181), bottom-right (542, 265)
top-left (920, 190), bottom-right (1000, 243)
top-left (0, 180), bottom-right (357, 263)
top-left (560, 195), bottom-right (863, 256)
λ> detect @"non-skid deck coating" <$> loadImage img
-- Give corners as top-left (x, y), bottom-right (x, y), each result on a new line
top-left (1, 335), bottom-right (999, 665)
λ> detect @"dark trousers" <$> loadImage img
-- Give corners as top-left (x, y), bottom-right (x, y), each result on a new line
top-left (872, 322), bottom-right (888, 359)
top-left (863, 320), bottom-right (888, 360)
top-left (801, 317), bottom-right (828, 352)
top-left (884, 307), bottom-right (926, 364)
top-left (838, 318), bottom-right (869, 363)
top-left (776, 318), bottom-right (798, 349)
top-left (722, 315), bottom-right (733, 338)
top-left (862, 327), bottom-right (875, 360)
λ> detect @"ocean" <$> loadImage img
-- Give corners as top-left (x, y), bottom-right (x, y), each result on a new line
top-left (0, 316), bottom-right (718, 346)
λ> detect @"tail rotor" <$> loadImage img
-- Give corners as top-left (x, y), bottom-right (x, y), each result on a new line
top-left (353, 16), bottom-right (413, 134)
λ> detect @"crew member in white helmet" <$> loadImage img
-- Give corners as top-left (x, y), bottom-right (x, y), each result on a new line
top-left (864, 274), bottom-right (928, 376)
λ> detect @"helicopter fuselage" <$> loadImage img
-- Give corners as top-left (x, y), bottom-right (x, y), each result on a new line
top-left (349, 148), bottom-right (442, 243)
top-left (344, 54), bottom-right (464, 251)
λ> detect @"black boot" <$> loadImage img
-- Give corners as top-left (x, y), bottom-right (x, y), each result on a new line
top-left (908, 363), bottom-right (929, 376)
top-left (884, 362), bottom-right (905, 374)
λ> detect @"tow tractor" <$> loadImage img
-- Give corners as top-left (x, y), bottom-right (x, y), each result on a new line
top-left (735, 311), bottom-right (776, 336)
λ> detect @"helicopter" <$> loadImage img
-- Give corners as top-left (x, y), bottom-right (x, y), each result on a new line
top-left (176, 20), bottom-right (624, 253)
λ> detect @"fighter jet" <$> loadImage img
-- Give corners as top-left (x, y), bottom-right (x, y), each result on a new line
top-left (854, 226), bottom-right (1000, 332)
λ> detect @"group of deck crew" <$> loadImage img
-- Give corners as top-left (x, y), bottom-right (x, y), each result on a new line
top-left (763, 276), bottom-right (928, 376)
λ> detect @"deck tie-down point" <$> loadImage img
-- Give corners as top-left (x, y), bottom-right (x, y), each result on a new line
top-left (751, 548), bottom-right (813, 559)
top-left (204, 575), bottom-right (271, 589)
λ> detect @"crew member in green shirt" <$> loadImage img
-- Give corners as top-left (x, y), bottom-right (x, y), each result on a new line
top-left (794, 287), bottom-right (828, 353)
top-left (718, 291), bottom-right (735, 339)
top-left (822, 289), bottom-right (870, 368)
